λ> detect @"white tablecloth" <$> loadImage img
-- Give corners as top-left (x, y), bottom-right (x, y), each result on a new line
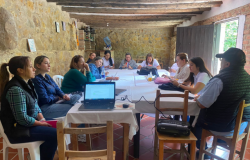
top-left (65, 103), bottom-right (138, 140)
top-left (65, 69), bottom-right (200, 140)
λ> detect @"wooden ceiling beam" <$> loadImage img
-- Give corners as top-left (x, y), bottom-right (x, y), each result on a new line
top-left (47, 0), bottom-right (221, 4)
top-left (57, 1), bottom-right (222, 8)
top-left (62, 7), bottom-right (211, 14)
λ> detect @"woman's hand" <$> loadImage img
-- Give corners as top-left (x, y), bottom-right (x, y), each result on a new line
top-left (105, 72), bottom-right (109, 76)
top-left (171, 79), bottom-right (179, 86)
top-left (128, 65), bottom-right (132, 69)
top-left (161, 74), bottom-right (167, 78)
top-left (63, 94), bottom-right (70, 101)
top-left (84, 63), bottom-right (90, 71)
top-left (194, 95), bottom-right (200, 101)
top-left (40, 122), bottom-right (52, 127)
top-left (122, 63), bottom-right (127, 68)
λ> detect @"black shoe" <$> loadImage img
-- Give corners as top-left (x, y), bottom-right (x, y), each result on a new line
top-left (196, 150), bottom-right (212, 159)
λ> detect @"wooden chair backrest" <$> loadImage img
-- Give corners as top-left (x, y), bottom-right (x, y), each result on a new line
top-left (155, 90), bottom-right (189, 126)
top-left (57, 121), bottom-right (114, 160)
top-left (232, 100), bottom-right (250, 144)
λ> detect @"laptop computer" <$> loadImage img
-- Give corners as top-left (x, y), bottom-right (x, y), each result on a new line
top-left (115, 89), bottom-right (127, 96)
top-left (78, 82), bottom-right (115, 111)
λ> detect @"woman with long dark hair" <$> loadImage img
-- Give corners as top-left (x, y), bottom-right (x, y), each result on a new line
top-left (102, 50), bottom-right (115, 69)
top-left (137, 53), bottom-right (161, 69)
top-left (171, 57), bottom-right (213, 95)
top-left (86, 52), bottom-right (96, 63)
top-left (0, 56), bottom-right (57, 160)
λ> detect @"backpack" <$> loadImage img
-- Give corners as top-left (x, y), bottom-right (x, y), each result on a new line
top-left (137, 67), bottom-right (159, 77)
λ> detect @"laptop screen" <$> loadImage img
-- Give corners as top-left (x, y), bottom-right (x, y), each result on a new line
top-left (85, 83), bottom-right (115, 100)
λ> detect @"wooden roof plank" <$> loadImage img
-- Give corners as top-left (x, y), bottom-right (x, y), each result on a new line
top-left (56, 1), bottom-right (222, 8)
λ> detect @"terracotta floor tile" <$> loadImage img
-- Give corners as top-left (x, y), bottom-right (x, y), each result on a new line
top-left (140, 137), bottom-right (154, 150)
top-left (114, 137), bottom-right (133, 149)
top-left (140, 134), bottom-right (146, 140)
top-left (98, 133), bottom-right (121, 141)
top-left (114, 127), bottom-right (124, 136)
top-left (140, 127), bottom-right (154, 137)
top-left (91, 137), bottom-right (106, 150)
top-left (140, 117), bottom-right (155, 127)
top-left (138, 150), bottom-right (155, 160)
top-left (166, 153), bottom-right (188, 160)
top-left (114, 123), bottom-right (122, 130)
top-left (163, 143), bottom-right (181, 150)
top-left (145, 124), bottom-right (155, 130)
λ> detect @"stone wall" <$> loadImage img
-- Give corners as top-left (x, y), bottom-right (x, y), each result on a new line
top-left (0, 0), bottom-right (82, 76)
top-left (192, 3), bottom-right (250, 74)
top-left (95, 28), bottom-right (174, 69)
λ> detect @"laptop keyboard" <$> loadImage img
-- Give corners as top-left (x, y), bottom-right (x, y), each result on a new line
top-left (84, 102), bottom-right (114, 109)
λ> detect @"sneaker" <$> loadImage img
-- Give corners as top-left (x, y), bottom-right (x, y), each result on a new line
top-left (78, 134), bottom-right (86, 142)
top-left (196, 150), bottom-right (212, 159)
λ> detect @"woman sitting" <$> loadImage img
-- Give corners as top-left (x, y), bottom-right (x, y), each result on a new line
top-left (137, 53), bottom-right (161, 69)
top-left (119, 53), bottom-right (138, 69)
top-left (61, 55), bottom-right (96, 93)
top-left (86, 52), bottom-right (96, 63)
top-left (102, 50), bottom-right (115, 69)
top-left (89, 56), bottom-right (109, 79)
top-left (0, 56), bottom-right (57, 160)
top-left (32, 56), bottom-right (81, 119)
top-left (163, 52), bottom-right (190, 84)
top-left (171, 57), bottom-right (213, 95)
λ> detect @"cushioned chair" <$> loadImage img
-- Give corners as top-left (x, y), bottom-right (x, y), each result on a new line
top-left (198, 100), bottom-right (250, 160)
top-left (53, 75), bottom-right (64, 88)
top-left (0, 121), bottom-right (44, 160)
top-left (154, 90), bottom-right (197, 160)
top-left (57, 121), bottom-right (115, 160)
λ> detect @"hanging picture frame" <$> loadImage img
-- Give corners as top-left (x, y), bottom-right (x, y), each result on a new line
top-left (62, 21), bottom-right (66, 31)
top-left (27, 39), bottom-right (36, 52)
top-left (55, 22), bottom-right (60, 32)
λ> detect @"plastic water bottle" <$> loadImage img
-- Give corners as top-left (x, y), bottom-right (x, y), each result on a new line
top-left (101, 66), bottom-right (105, 79)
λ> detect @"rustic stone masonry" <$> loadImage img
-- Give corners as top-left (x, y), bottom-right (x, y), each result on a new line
top-left (0, 0), bottom-right (83, 76)
top-left (95, 28), bottom-right (174, 69)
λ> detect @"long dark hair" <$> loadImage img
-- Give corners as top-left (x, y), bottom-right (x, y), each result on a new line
top-left (0, 56), bottom-right (30, 100)
top-left (104, 50), bottom-right (113, 66)
top-left (145, 53), bottom-right (154, 65)
top-left (185, 57), bottom-right (213, 85)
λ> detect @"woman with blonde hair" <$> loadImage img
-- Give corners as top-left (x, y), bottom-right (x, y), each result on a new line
top-left (61, 55), bottom-right (96, 93)
top-left (32, 55), bottom-right (81, 119)
top-left (0, 56), bottom-right (57, 160)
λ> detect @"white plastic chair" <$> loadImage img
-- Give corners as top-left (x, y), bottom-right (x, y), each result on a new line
top-left (0, 121), bottom-right (44, 160)
top-left (53, 75), bottom-right (64, 88)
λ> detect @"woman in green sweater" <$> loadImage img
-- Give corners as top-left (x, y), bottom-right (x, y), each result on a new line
top-left (61, 55), bottom-right (96, 93)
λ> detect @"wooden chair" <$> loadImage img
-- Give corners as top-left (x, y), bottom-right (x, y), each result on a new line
top-left (57, 121), bottom-right (115, 160)
top-left (154, 90), bottom-right (197, 160)
top-left (198, 100), bottom-right (250, 160)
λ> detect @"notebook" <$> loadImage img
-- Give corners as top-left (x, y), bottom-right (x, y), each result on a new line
top-left (78, 82), bottom-right (115, 111)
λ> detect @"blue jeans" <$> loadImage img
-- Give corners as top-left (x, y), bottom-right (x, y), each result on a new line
top-left (8, 125), bottom-right (57, 160)
top-left (41, 94), bottom-right (81, 119)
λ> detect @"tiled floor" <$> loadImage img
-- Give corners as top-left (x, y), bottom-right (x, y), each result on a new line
top-left (1, 114), bottom-right (250, 160)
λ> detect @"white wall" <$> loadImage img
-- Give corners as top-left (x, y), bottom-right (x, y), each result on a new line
top-left (176, 0), bottom-right (250, 29)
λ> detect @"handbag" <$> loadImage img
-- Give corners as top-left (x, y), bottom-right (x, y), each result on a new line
top-left (137, 67), bottom-right (159, 77)
top-left (158, 83), bottom-right (185, 92)
top-left (12, 123), bottom-right (30, 138)
top-left (154, 77), bottom-right (171, 84)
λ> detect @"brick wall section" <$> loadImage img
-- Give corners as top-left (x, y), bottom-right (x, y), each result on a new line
top-left (192, 3), bottom-right (250, 74)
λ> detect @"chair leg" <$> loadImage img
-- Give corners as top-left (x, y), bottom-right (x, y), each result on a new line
top-left (211, 136), bottom-right (217, 160)
top-left (154, 131), bottom-right (159, 156)
top-left (190, 141), bottom-right (196, 160)
top-left (28, 146), bottom-right (41, 160)
top-left (159, 140), bottom-right (164, 160)
top-left (3, 146), bottom-right (9, 160)
top-left (239, 135), bottom-right (249, 159)
top-left (180, 143), bottom-right (185, 160)
top-left (228, 143), bottom-right (237, 160)
top-left (17, 148), bottom-right (24, 160)
top-left (198, 130), bottom-right (207, 160)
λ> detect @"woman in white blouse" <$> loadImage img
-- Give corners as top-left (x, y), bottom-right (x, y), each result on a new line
top-left (137, 53), bottom-right (161, 69)
top-left (171, 57), bottom-right (213, 95)
top-left (102, 50), bottom-right (115, 69)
